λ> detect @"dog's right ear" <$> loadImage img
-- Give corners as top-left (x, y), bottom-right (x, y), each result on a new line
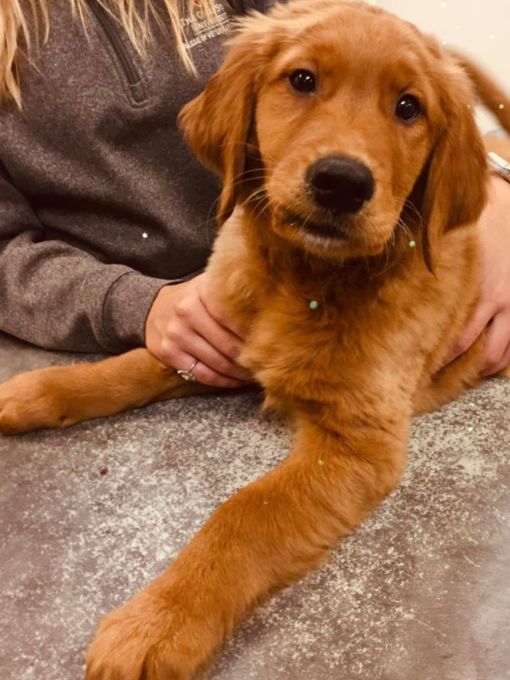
top-left (179, 17), bottom-right (276, 223)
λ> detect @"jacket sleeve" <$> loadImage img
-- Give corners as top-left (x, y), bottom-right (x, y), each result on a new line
top-left (0, 171), bottom-right (170, 353)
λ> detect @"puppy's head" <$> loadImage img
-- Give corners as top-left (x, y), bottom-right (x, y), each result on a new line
top-left (179, 0), bottom-right (488, 267)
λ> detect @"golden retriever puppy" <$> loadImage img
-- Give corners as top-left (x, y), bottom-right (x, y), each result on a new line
top-left (1, 1), bottom-right (510, 678)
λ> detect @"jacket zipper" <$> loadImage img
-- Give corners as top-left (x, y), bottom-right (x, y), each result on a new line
top-left (85, 0), bottom-right (148, 104)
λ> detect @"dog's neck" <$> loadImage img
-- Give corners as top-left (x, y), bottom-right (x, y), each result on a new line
top-left (241, 203), bottom-right (418, 306)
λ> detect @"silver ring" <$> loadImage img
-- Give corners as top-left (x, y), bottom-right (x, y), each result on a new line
top-left (176, 359), bottom-right (199, 383)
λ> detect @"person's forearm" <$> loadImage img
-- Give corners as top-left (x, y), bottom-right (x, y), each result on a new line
top-left (0, 230), bottom-right (171, 352)
top-left (0, 166), bottom-right (176, 352)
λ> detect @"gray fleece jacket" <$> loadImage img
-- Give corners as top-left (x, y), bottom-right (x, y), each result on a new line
top-left (0, 0), bottom-right (272, 353)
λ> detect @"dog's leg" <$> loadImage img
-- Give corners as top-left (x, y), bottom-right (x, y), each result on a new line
top-left (0, 348), bottom-right (214, 435)
top-left (86, 418), bottom-right (407, 680)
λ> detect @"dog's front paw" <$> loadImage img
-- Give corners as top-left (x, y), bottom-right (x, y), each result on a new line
top-left (86, 589), bottom-right (223, 680)
top-left (0, 369), bottom-right (74, 435)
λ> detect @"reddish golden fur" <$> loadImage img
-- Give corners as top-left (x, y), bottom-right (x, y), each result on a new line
top-left (1, 2), bottom-right (510, 678)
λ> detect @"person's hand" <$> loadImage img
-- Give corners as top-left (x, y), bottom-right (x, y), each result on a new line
top-left (145, 272), bottom-right (252, 387)
top-left (444, 175), bottom-right (510, 375)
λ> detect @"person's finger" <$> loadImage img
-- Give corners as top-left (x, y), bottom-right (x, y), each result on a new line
top-left (480, 313), bottom-right (510, 376)
top-left (158, 345), bottom-right (247, 388)
top-left (179, 331), bottom-right (252, 381)
top-left (443, 303), bottom-right (493, 366)
top-left (175, 294), bottom-right (246, 363)
top-left (155, 317), bottom-right (250, 386)
top-left (198, 282), bottom-right (247, 340)
top-left (493, 338), bottom-right (510, 377)
top-left (192, 361), bottom-right (248, 388)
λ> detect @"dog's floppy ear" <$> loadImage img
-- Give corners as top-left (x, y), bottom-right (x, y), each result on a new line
top-left (179, 18), bottom-right (276, 223)
top-left (420, 54), bottom-right (488, 272)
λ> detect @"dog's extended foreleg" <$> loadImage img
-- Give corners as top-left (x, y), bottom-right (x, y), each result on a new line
top-left (0, 348), bottom-right (212, 435)
top-left (86, 418), bottom-right (407, 680)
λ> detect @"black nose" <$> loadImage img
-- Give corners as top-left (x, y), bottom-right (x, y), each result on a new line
top-left (307, 155), bottom-right (375, 213)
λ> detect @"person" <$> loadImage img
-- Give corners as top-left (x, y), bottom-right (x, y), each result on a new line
top-left (0, 0), bottom-right (509, 389)
top-left (0, 0), bottom-right (265, 389)
top-left (445, 168), bottom-right (510, 375)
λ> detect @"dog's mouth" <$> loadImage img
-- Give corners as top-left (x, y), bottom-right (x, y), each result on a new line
top-left (282, 210), bottom-right (349, 242)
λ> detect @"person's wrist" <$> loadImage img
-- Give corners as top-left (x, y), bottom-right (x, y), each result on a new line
top-left (144, 279), bottom-right (193, 348)
top-left (104, 272), bottom-right (171, 350)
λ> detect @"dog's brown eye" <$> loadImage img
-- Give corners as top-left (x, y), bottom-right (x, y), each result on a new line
top-left (289, 69), bottom-right (316, 94)
top-left (395, 94), bottom-right (421, 121)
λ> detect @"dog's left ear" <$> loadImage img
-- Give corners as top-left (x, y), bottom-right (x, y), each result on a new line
top-left (420, 52), bottom-right (488, 271)
top-left (179, 17), bottom-right (277, 223)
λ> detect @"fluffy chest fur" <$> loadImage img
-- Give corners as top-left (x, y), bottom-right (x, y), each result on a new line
top-left (207, 207), bottom-right (480, 421)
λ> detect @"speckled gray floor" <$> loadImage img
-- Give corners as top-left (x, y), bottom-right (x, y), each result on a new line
top-left (1, 331), bottom-right (509, 680)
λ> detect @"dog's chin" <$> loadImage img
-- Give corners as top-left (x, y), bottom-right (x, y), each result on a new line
top-left (275, 210), bottom-right (388, 261)
top-left (282, 210), bottom-right (348, 243)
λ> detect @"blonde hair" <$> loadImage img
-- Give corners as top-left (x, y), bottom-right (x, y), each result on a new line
top-left (0, 0), bottom-right (223, 108)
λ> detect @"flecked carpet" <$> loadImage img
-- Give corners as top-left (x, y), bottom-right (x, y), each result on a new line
top-left (1, 331), bottom-right (509, 680)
